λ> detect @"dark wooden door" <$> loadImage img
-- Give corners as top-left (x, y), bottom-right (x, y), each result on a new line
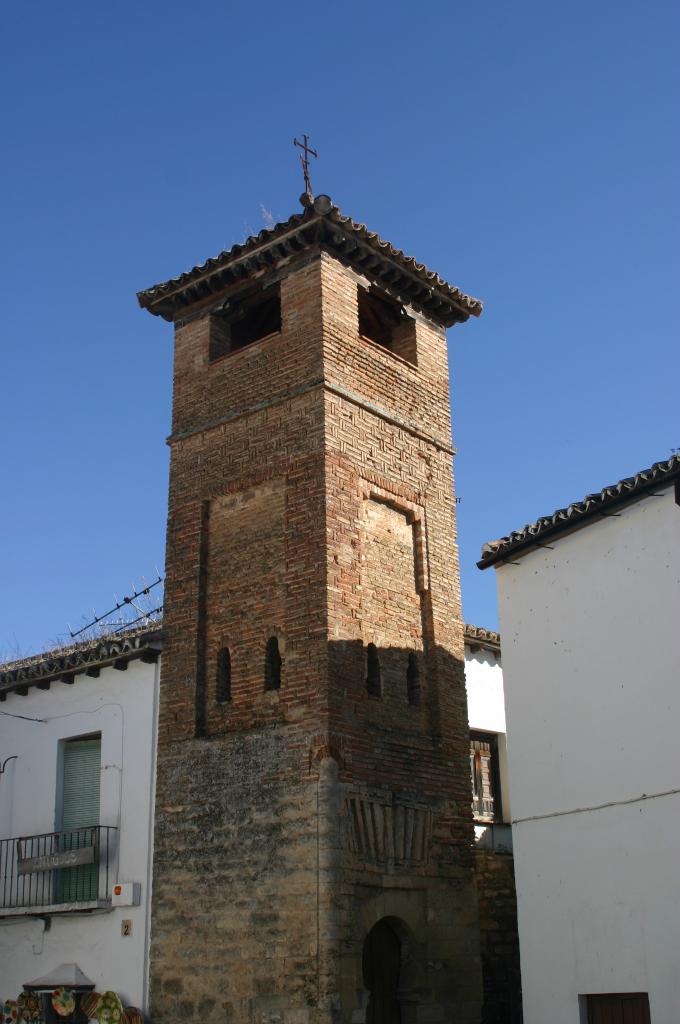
top-left (363, 920), bottom-right (401, 1024)
top-left (587, 993), bottom-right (651, 1024)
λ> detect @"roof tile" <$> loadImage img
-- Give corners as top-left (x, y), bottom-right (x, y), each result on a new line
top-left (137, 196), bottom-right (482, 327)
top-left (479, 454), bottom-right (680, 568)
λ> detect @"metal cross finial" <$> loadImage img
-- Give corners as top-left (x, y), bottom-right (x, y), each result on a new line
top-left (293, 133), bottom-right (318, 200)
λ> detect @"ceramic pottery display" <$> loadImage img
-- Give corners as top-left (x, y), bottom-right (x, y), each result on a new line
top-left (80, 993), bottom-right (101, 1019)
top-left (51, 990), bottom-right (75, 1018)
top-left (3, 1000), bottom-right (18, 1024)
top-left (95, 993), bottom-right (124, 1024)
top-left (17, 993), bottom-right (41, 1022)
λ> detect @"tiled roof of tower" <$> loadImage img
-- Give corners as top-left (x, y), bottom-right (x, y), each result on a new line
top-left (478, 454), bottom-right (680, 569)
top-left (137, 195), bottom-right (483, 328)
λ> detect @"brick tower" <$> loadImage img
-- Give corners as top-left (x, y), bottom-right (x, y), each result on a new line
top-left (138, 193), bottom-right (483, 1024)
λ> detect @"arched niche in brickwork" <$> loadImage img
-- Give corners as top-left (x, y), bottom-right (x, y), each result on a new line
top-left (264, 635), bottom-right (282, 691)
top-left (360, 483), bottom-right (429, 595)
top-left (261, 625), bottom-right (285, 694)
top-left (215, 645), bottom-right (232, 703)
top-left (366, 642), bottom-right (382, 697)
top-left (358, 483), bottom-right (431, 718)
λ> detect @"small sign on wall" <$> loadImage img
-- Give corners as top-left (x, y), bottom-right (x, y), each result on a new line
top-left (18, 846), bottom-right (94, 875)
top-left (121, 920), bottom-right (132, 937)
top-left (112, 882), bottom-right (141, 906)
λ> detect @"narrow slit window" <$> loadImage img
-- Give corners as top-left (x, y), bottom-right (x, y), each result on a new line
top-left (406, 652), bottom-right (420, 707)
top-left (216, 647), bottom-right (232, 703)
top-left (264, 636), bottom-right (282, 691)
top-left (366, 643), bottom-right (381, 698)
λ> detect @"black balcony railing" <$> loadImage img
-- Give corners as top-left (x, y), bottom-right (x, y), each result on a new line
top-left (0, 826), bottom-right (117, 911)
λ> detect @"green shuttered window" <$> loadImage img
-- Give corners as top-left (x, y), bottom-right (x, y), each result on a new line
top-left (62, 736), bottom-right (101, 830)
top-left (58, 735), bottom-right (101, 902)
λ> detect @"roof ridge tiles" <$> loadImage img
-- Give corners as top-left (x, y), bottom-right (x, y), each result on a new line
top-left (464, 624), bottom-right (501, 649)
top-left (0, 624), bottom-right (162, 695)
top-left (137, 196), bottom-right (482, 327)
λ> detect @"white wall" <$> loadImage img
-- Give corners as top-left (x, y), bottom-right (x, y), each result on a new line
top-left (495, 485), bottom-right (680, 1024)
top-left (0, 656), bottom-right (159, 1012)
top-left (465, 646), bottom-right (506, 737)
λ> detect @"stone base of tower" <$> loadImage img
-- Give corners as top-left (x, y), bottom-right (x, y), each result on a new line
top-left (150, 749), bottom-right (482, 1024)
top-left (149, 732), bottom-right (322, 1024)
top-left (335, 881), bottom-right (482, 1023)
top-left (320, 759), bottom-right (483, 1024)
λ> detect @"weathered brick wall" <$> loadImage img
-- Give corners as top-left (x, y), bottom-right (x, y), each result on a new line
top-left (321, 253), bottom-right (476, 850)
top-left (319, 253), bottom-right (481, 1020)
top-left (169, 257), bottom-right (324, 440)
top-left (151, 248), bottom-right (482, 1024)
top-left (320, 254), bottom-right (453, 444)
top-left (360, 499), bottom-right (423, 711)
top-left (205, 480), bottom-right (285, 710)
top-left (475, 852), bottom-right (522, 1024)
top-left (153, 260), bottom-right (331, 1024)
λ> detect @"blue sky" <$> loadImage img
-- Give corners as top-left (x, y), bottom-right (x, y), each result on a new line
top-left (1, 1), bottom-right (678, 656)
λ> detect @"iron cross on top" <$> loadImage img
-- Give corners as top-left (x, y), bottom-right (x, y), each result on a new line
top-left (294, 133), bottom-right (318, 200)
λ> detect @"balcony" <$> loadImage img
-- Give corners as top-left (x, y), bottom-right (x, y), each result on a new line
top-left (472, 792), bottom-right (496, 820)
top-left (0, 826), bottom-right (117, 916)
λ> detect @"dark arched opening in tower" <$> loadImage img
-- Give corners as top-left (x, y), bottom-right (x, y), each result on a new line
top-left (363, 918), bottom-right (402, 1024)
top-left (264, 635), bottom-right (282, 691)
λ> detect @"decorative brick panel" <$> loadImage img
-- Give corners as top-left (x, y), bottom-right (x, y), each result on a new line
top-left (346, 793), bottom-right (432, 866)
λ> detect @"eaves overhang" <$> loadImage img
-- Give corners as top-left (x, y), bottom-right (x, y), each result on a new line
top-left (137, 195), bottom-right (483, 329)
top-left (478, 454), bottom-right (680, 570)
top-left (464, 624), bottom-right (501, 654)
top-left (0, 627), bottom-right (163, 701)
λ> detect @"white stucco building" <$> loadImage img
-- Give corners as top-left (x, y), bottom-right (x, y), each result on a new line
top-left (463, 625), bottom-right (512, 850)
top-left (0, 629), bottom-right (161, 1016)
top-left (464, 625), bottom-right (522, 1024)
top-left (479, 454), bottom-right (680, 1024)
